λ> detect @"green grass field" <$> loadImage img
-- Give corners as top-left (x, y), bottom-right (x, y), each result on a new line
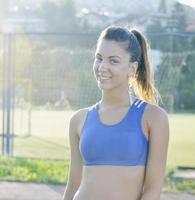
top-left (167, 113), bottom-right (195, 168)
top-left (0, 111), bottom-right (195, 192)
top-left (1, 110), bottom-right (195, 169)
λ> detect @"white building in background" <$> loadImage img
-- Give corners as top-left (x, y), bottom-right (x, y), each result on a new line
top-left (76, 0), bottom-right (193, 30)
top-left (75, 0), bottom-right (176, 15)
top-left (1, 0), bottom-right (194, 33)
top-left (151, 50), bottom-right (163, 71)
top-left (75, 0), bottom-right (177, 31)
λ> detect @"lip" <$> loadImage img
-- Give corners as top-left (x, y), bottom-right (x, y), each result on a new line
top-left (98, 76), bottom-right (112, 81)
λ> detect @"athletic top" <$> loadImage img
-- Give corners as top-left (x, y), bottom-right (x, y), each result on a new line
top-left (79, 99), bottom-right (149, 166)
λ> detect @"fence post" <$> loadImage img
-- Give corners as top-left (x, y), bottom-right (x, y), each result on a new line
top-left (2, 33), bottom-right (15, 156)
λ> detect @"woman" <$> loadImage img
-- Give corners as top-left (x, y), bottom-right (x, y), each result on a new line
top-left (63, 25), bottom-right (169, 200)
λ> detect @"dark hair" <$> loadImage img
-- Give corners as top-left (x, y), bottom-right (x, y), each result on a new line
top-left (97, 25), bottom-right (162, 105)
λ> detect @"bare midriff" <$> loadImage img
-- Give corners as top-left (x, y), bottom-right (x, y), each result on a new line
top-left (73, 165), bottom-right (146, 200)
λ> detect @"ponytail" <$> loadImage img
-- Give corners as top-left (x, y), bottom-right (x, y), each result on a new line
top-left (130, 28), bottom-right (162, 105)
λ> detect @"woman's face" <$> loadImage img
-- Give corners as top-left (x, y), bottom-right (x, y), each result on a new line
top-left (93, 38), bottom-right (135, 91)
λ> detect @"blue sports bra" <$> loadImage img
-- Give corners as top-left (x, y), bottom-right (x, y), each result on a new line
top-left (79, 99), bottom-right (149, 166)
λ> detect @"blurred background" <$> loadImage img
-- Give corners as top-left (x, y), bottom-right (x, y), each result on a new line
top-left (0, 0), bottom-right (195, 186)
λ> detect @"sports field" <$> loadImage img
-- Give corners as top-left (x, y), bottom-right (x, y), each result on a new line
top-left (1, 110), bottom-right (195, 168)
top-left (167, 113), bottom-right (195, 168)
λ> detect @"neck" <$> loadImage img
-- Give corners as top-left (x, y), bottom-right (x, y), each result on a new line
top-left (100, 87), bottom-right (132, 108)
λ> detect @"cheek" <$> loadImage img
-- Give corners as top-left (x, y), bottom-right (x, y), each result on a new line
top-left (93, 62), bottom-right (98, 77)
top-left (93, 61), bottom-right (97, 68)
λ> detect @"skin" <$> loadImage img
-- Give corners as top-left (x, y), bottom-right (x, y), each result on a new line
top-left (63, 39), bottom-right (169, 200)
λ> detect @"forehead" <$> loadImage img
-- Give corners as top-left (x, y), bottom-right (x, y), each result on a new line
top-left (96, 39), bottom-right (129, 58)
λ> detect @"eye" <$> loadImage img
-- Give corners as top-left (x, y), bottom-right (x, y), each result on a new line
top-left (95, 57), bottom-right (102, 62)
top-left (110, 59), bottom-right (119, 64)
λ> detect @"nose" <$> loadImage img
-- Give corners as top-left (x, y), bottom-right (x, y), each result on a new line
top-left (97, 60), bottom-right (109, 73)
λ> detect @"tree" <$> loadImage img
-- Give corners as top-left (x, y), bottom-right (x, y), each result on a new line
top-left (169, 2), bottom-right (189, 52)
top-left (178, 53), bottom-right (195, 110)
top-left (39, 0), bottom-right (78, 32)
top-left (38, 0), bottom-right (83, 47)
top-left (147, 2), bottom-right (194, 111)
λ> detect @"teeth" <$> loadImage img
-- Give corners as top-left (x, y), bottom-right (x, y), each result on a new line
top-left (97, 75), bottom-right (112, 81)
top-left (98, 76), bottom-right (111, 79)
top-left (98, 76), bottom-right (111, 80)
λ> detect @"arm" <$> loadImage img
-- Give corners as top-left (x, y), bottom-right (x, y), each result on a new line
top-left (140, 105), bottom-right (169, 200)
top-left (63, 110), bottom-right (84, 200)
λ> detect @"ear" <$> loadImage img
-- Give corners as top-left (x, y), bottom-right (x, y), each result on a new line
top-left (128, 61), bottom-right (138, 76)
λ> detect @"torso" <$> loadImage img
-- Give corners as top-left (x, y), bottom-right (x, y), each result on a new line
top-left (74, 97), bottom-right (150, 200)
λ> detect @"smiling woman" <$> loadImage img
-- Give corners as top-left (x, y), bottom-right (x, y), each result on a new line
top-left (63, 25), bottom-right (169, 200)
top-left (93, 39), bottom-right (130, 91)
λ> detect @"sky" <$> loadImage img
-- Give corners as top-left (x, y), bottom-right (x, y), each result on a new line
top-left (177, 0), bottom-right (195, 9)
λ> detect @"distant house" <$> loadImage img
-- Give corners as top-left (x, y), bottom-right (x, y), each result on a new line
top-left (77, 10), bottom-right (109, 28)
top-left (76, 0), bottom-right (175, 32)
top-left (77, 0), bottom-right (195, 35)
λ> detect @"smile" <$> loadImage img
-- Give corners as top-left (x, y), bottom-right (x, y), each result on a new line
top-left (98, 76), bottom-right (111, 81)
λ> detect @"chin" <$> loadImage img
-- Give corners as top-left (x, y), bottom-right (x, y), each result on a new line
top-left (98, 84), bottom-right (114, 91)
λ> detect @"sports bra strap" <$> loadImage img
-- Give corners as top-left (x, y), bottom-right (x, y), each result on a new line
top-left (134, 99), bottom-right (147, 112)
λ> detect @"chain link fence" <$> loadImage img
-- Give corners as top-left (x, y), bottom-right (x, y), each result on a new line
top-left (0, 31), bottom-right (194, 160)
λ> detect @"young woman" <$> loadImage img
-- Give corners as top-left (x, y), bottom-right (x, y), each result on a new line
top-left (63, 25), bottom-right (169, 200)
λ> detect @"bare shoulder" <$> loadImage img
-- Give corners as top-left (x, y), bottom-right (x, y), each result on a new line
top-left (70, 107), bottom-right (89, 123)
top-left (145, 103), bottom-right (168, 119)
top-left (69, 106), bottom-right (91, 138)
top-left (144, 103), bottom-right (169, 134)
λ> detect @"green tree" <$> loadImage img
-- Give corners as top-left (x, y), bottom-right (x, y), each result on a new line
top-left (146, 20), bottom-right (168, 52)
top-left (38, 0), bottom-right (80, 47)
top-left (39, 0), bottom-right (78, 32)
top-left (147, 2), bottom-right (195, 111)
top-left (169, 2), bottom-right (189, 52)
top-left (178, 45), bottom-right (195, 110)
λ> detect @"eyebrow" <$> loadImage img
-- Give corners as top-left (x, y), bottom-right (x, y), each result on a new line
top-left (96, 53), bottom-right (121, 59)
